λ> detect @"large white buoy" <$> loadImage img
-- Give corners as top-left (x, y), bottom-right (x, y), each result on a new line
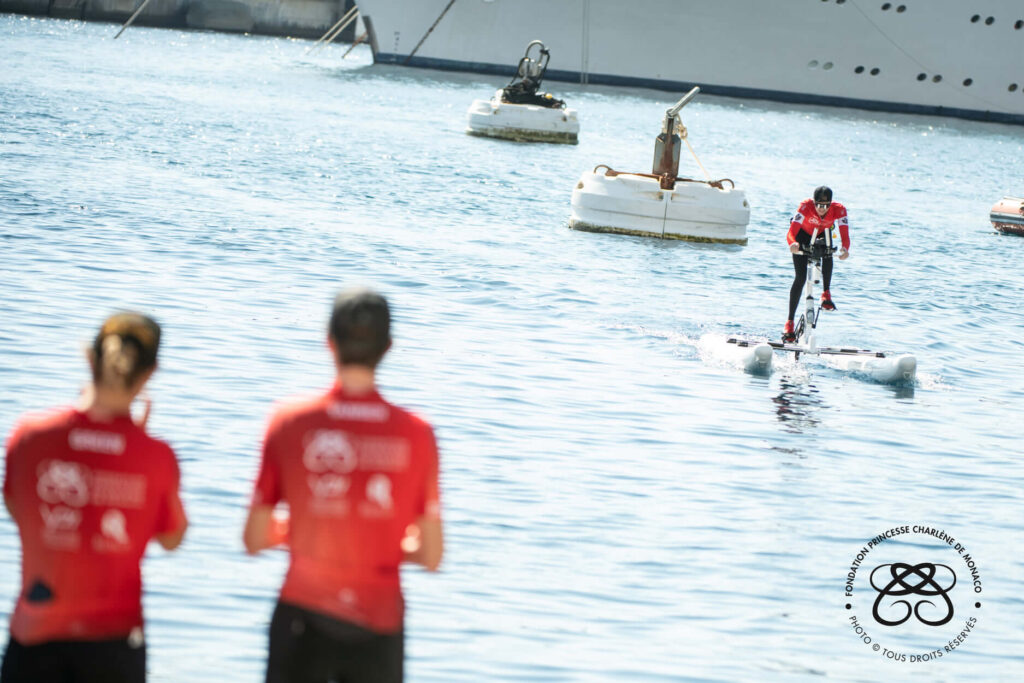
top-left (467, 91), bottom-right (579, 144)
top-left (570, 87), bottom-right (749, 243)
top-left (466, 41), bottom-right (579, 145)
top-left (571, 167), bottom-right (749, 243)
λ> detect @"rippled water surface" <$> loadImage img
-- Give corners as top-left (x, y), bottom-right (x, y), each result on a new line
top-left (2, 15), bottom-right (1024, 682)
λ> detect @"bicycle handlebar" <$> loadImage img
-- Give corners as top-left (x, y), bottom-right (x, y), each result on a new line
top-left (798, 244), bottom-right (838, 257)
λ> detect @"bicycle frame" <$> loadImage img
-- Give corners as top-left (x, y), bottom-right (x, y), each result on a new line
top-left (794, 228), bottom-right (835, 351)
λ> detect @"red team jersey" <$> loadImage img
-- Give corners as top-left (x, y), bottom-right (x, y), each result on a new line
top-left (2, 408), bottom-right (183, 645)
top-left (253, 384), bottom-right (441, 634)
top-left (787, 199), bottom-right (851, 250)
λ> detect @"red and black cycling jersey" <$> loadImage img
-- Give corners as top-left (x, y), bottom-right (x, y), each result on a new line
top-left (787, 199), bottom-right (850, 250)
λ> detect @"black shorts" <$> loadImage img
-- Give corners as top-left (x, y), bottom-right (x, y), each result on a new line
top-left (1, 634), bottom-right (145, 683)
top-left (266, 601), bottom-right (404, 683)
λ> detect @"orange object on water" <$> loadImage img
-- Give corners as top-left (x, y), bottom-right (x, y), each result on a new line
top-left (990, 196), bottom-right (1024, 236)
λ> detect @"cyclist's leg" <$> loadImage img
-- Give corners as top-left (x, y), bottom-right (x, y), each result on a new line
top-left (789, 253), bottom-right (807, 321)
top-left (821, 255), bottom-right (833, 292)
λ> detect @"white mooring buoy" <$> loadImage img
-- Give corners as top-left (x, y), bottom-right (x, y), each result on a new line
top-left (466, 40), bottom-right (579, 145)
top-left (570, 87), bottom-right (749, 243)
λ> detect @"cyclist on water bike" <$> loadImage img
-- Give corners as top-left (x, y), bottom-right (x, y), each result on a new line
top-left (782, 186), bottom-right (850, 343)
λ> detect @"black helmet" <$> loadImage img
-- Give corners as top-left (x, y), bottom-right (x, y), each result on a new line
top-left (813, 186), bottom-right (833, 203)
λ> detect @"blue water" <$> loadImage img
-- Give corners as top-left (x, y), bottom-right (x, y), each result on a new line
top-left (2, 15), bottom-right (1024, 682)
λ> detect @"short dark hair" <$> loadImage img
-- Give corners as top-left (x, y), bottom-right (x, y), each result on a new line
top-left (813, 186), bottom-right (833, 203)
top-left (328, 288), bottom-right (391, 368)
top-left (92, 312), bottom-right (161, 387)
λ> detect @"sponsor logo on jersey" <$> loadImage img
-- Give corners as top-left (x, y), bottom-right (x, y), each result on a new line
top-left (365, 474), bottom-right (393, 510)
top-left (36, 460), bottom-right (147, 510)
top-left (68, 429), bottom-right (125, 455)
top-left (39, 503), bottom-right (82, 531)
top-left (303, 430), bottom-right (357, 474)
top-left (92, 471), bottom-right (148, 509)
top-left (100, 509), bottom-right (130, 545)
top-left (37, 460), bottom-right (91, 507)
top-left (326, 402), bottom-right (389, 422)
top-left (359, 474), bottom-right (394, 518)
top-left (307, 473), bottom-right (350, 498)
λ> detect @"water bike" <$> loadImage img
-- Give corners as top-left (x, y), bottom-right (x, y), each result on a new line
top-left (727, 228), bottom-right (917, 384)
top-left (466, 40), bottom-right (579, 144)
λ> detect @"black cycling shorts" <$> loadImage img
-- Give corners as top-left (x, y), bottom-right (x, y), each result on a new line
top-left (266, 601), bottom-right (403, 683)
top-left (1, 634), bottom-right (145, 683)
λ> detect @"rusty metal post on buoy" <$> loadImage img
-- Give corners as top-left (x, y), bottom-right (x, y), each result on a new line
top-left (652, 86), bottom-right (699, 189)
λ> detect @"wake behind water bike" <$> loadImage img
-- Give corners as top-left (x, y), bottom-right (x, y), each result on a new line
top-left (727, 228), bottom-right (917, 384)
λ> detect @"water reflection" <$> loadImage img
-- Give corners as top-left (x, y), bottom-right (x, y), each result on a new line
top-left (772, 376), bottom-right (828, 434)
top-left (886, 382), bottom-right (916, 400)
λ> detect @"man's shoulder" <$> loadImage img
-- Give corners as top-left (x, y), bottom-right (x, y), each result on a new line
top-left (266, 391), bottom-right (334, 433)
top-left (831, 201), bottom-right (848, 215)
top-left (389, 404), bottom-right (434, 434)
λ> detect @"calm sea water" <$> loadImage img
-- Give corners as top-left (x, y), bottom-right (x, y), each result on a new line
top-left (2, 15), bottom-right (1023, 682)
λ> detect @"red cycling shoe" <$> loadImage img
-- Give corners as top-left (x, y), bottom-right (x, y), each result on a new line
top-left (782, 320), bottom-right (796, 342)
top-left (821, 291), bottom-right (837, 311)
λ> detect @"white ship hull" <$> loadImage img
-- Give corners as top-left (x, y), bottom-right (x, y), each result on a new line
top-left (357, 0), bottom-right (1024, 125)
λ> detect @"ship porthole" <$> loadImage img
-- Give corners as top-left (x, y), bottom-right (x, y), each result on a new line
top-left (1015, 20), bottom-right (1023, 30)
top-left (971, 14), bottom-right (980, 23)
top-left (963, 78), bottom-right (973, 87)
top-left (985, 16), bottom-right (994, 25)
top-left (932, 75), bottom-right (943, 83)
top-left (870, 68), bottom-right (880, 76)
top-left (823, 62), bottom-right (834, 70)
top-left (808, 60), bottom-right (819, 68)
top-left (855, 66), bottom-right (865, 74)
top-left (881, 2), bottom-right (891, 10)
top-left (896, 4), bottom-right (905, 12)
top-left (916, 73), bottom-right (927, 81)
top-left (1009, 84), bottom-right (1018, 92)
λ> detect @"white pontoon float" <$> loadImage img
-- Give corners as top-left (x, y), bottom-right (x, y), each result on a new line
top-left (721, 338), bottom-right (774, 375)
top-left (727, 229), bottom-right (917, 384)
top-left (466, 41), bottom-right (579, 145)
top-left (570, 87), bottom-right (749, 243)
